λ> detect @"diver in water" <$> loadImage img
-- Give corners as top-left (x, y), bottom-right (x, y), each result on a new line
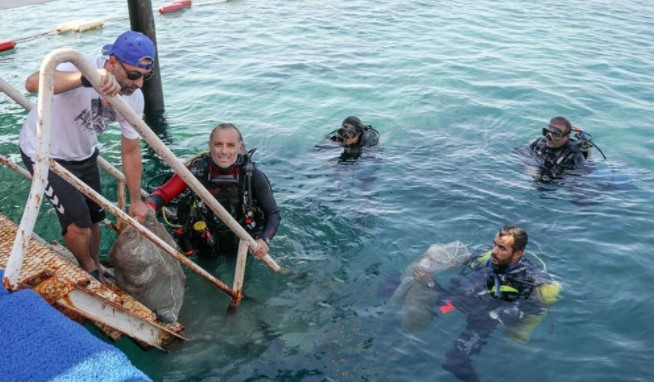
top-left (524, 116), bottom-right (611, 204)
top-left (413, 225), bottom-right (561, 382)
top-left (145, 123), bottom-right (280, 259)
top-left (529, 116), bottom-right (592, 180)
top-left (324, 116), bottom-right (380, 161)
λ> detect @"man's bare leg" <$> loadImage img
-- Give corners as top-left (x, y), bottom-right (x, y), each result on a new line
top-left (89, 223), bottom-right (102, 272)
top-left (63, 223), bottom-right (96, 272)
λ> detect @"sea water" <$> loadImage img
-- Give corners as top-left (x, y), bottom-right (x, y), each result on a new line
top-left (1, 0), bottom-right (653, 380)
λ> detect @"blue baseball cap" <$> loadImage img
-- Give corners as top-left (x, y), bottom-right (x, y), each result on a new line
top-left (102, 31), bottom-right (155, 70)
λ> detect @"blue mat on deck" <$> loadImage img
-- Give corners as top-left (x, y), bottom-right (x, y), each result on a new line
top-left (0, 269), bottom-right (151, 382)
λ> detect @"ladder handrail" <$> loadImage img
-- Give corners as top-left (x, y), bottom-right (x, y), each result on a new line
top-left (0, 76), bottom-right (32, 111)
top-left (49, 158), bottom-right (237, 297)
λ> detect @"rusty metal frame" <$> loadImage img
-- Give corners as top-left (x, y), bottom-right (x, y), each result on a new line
top-left (49, 158), bottom-right (238, 298)
top-left (0, 148), bottom-right (231, 299)
top-left (0, 151), bottom-right (235, 299)
top-left (0, 76), bottom-right (32, 110)
top-left (0, 210), bottom-right (185, 349)
top-left (57, 288), bottom-right (184, 351)
top-left (230, 239), bottom-right (249, 307)
top-left (3, 50), bottom-right (80, 289)
top-left (0, 154), bottom-right (32, 179)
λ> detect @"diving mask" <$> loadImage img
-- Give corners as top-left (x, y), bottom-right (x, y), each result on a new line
top-left (542, 125), bottom-right (566, 141)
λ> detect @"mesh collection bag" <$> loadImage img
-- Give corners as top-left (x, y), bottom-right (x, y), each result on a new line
top-left (108, 208), bottom-right (186, 323)
top-left (391, 241), bottom-right (471, 333)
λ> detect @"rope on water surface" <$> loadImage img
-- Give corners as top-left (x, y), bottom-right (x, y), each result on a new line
top-left (10, 1), bottom-right (228, 45)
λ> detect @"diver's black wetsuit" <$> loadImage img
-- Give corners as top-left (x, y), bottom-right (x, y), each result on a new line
top-left (320, 125), bottom-right (379, 159)
top-left (529, 137), bottom-right (586, 179)
top-left (352, 126), bottom-right (380, 147)
top-left (326, 126), bottom-right (380, 162)
top-left (439, 256), bottom-right (548, 382)
top-left (147, 153), bottom-right (280, 255)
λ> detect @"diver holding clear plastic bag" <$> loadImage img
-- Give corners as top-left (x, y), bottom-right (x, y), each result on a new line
top-left (391, 226), bottom-right (562, 382)
top-left (390, 241), bottom-right (472, 333)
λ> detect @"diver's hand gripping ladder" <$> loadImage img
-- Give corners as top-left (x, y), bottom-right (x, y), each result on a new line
top-left (2, 49), bottom-right (281, 308)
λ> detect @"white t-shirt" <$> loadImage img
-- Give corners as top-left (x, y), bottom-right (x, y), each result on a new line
top-left (19, 54), bottom-right (143, 161)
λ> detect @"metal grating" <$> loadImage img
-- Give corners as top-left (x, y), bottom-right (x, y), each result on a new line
top-left (0, 212), bottom-right (184, 348)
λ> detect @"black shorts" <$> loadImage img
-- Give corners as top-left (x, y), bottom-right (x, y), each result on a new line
top-left (21, 149), bottom-right (105, 235)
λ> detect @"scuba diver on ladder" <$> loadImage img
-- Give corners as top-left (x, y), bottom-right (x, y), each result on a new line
top-left (145, 123), bottom-right (280, 260)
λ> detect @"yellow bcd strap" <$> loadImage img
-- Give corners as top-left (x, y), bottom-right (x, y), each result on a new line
top-left (489, 285), bottom-right (520, 294)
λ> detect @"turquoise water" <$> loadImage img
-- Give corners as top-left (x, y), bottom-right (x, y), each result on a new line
top-left (2, 0), bottom-right (654, 380)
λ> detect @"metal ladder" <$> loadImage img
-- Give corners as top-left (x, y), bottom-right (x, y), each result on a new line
top-left (0, 49), bottom-right (283, 348)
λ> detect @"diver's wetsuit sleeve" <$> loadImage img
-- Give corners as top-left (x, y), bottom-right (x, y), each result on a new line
top-left (145, 174), bottom-right (189, 211)
top-left (361, 128), bottom-right (380, 147)
top-left (252, 168), bottom-right (281, 242)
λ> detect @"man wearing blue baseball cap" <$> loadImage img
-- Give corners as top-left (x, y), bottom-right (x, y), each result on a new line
top-left (18, 31), bottom-right (155, 282)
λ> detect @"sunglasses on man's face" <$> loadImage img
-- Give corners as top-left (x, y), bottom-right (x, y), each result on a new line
top-left (117, 59), bottom-right (154, 81)
top-left (542, 125), bottom-right (566, 141)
